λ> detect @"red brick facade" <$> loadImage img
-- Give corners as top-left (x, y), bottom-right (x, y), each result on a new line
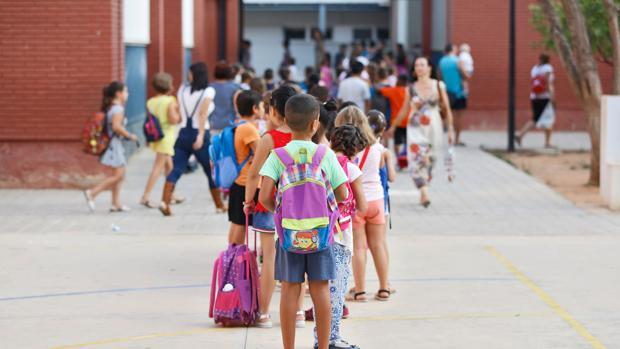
top-left (450, 0), bottom-right (614, 130)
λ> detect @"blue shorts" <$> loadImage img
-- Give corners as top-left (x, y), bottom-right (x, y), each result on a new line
top-left (253, 211), bottom-right (275, 233)
top-left (275, 241), bottom-right (336, 283)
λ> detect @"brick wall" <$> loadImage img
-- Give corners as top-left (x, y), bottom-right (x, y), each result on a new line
top-left (0, 0), bottom-right (124, 141)
top-left (449, 0), bottom-right (614, 131)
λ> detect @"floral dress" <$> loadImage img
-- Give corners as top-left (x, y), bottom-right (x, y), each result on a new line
top-left (406, 80), bottom-right (445, 188)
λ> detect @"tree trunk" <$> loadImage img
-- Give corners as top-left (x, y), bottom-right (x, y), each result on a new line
top-left (583, 97), bottom-right (601, 185)
top-left (602, 0), bottom-right (620, 94)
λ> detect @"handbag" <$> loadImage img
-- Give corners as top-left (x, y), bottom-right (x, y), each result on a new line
top-left (437, 80), bottom-right (447, 120)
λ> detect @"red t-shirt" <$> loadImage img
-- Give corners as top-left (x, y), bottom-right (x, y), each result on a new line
top-left (255, 129), bottom-right (292, 212)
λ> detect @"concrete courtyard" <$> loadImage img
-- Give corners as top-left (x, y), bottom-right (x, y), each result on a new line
top-left (1, 132), bottom-right (619, 349)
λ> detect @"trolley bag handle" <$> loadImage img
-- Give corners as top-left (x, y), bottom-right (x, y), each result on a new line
top-left (245, 213), bottom-right (257, 252)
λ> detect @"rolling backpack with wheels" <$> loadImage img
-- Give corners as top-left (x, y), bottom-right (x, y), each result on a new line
top-left (209, 215), bottom-right (259, 326)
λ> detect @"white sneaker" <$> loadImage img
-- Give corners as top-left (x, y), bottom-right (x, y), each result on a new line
top-left (255, 313), bottom-right (273, 329)
top-left (295, 310), bottom-right (305, 328)
top-left (110, 205), bottom-right (131, 213)
top-left (83, 190), bottom-right (95, 212)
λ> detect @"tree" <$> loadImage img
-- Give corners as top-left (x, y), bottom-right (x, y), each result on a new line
top-left (531, 0), bottom-right (620, 185)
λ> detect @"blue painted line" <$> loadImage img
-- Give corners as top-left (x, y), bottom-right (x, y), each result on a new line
top-left (0, 277), bottom-right (514, 302)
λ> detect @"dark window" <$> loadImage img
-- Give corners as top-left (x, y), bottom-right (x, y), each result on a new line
top-left (377, 28), bottom-right (390, 41)
top-left (353, 28), bottom-right (372, 41)
top-left (284, 28), bottom-right (306, 41)
top-left (311, 27), bottom-right (333, 40)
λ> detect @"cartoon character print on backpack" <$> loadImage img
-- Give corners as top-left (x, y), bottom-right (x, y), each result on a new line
top-left (291, 230), bottom-right (319, 251)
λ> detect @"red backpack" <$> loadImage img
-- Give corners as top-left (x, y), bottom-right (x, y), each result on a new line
top-left (81, 112), bottom-right (110, 156)
top-left (531, 74), bottom-right (547, 96)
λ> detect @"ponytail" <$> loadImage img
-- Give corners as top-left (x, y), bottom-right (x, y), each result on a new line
top-left (101, 81), bottom-right (125, 112)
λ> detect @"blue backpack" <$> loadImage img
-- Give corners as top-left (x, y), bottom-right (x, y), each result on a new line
top-left (209, 121), bottom-right (252, 190)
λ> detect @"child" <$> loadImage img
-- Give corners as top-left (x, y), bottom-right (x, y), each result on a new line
top-left (84, 81), bottom-right (138, 212)
top-left (244, 86), bottom-right (298, 329)
top-left (312, 99), bottom-right (337, 145)
top-left (312, 124), bottom-right (368, 349)
top-left (227, 90), bottom-right (262, 245)
top-left (140, 73), bottom-right (181, 208)
top-left (258, 94), bottom-right (349, 349)
top-left (335, 106), bottom-right (391, 302)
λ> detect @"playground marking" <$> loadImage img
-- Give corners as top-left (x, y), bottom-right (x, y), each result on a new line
top-left (50, 312), bottom-right (547, 349)
top-left (485, 245), bottom-right (606, 349)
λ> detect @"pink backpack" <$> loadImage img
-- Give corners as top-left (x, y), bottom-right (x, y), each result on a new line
top-left (209, 217), bottom-right (259, 326)
top-left (335, 155), bottom-right (356, 234)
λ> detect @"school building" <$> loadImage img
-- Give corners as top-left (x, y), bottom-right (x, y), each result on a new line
top-left (0, 0), bottom-right (612, 188)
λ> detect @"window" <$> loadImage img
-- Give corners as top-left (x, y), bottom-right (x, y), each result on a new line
top-left (353, 28), bottom-right (372, 41)
top-left (311, 27), bottom-right (333, 40)
top-left (377, 28), bottom-right (390, 41)
top-left (284, 28), bottom-right (306, 41)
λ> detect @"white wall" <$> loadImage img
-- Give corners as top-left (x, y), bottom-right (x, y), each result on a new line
top-left (182, 0), bottom-right (194, 48)
top-left (123, 0), bottom-right (150, 45)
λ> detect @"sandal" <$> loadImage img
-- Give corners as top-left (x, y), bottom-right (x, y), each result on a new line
top-left (346, 291), bottom-right (368, 302)
top-left (171, 196), bottom-right (186, 205)
top-left (295, 310), bottom-right (305, 328)
top-left (139, 199), bottom-right (156, 209)
top-left (375, 289), bottom-right (391, 301)
top-left (255, 313), bottom-right (273, 329)
top-left (110, 205), bottom-right (131, 213)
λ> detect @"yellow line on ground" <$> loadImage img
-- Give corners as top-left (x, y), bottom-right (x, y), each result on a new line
top-left (51, 327), bottom-right (233, 349)
top-left (485, 245), bottom-right (606, 349)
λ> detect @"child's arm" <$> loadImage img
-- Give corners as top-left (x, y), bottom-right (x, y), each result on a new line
top-left (350, 178), bottom-right (367, 214)
top-left (333, 183), bottom-right (349, 203)
top-left (383, 151), bottom-right (397, 182)
top-left (244, 135), bottom-right (274, 213)
top-left (258, 177), bottom-right (276, 212)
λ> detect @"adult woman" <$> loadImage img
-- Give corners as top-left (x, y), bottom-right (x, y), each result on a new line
top-left (140, 73), bottom-right (181, 207)
top-left (209, 61), bottom-right (240, 133)
top-left (159, 62), bottom-right (225, 216)
top-left (388, 57), bottom-right (454, 207)
top-left (84, 81), bottom-right (138, 212)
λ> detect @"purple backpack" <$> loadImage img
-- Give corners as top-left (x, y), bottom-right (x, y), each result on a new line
top-left (209, 221), bottom-right (259, 326)
top-left (273, 144), bottom-right (339, 254)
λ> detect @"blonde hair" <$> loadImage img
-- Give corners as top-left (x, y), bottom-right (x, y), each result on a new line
top-left (334, 106), bottom-right (376, 145)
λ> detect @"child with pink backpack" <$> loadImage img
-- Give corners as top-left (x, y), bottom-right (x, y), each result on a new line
top-left (258, 94), bottom-right (349, 349)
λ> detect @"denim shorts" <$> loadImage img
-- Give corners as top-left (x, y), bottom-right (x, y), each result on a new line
top-left (275, 241), bottom-right (336, 283)
top-left (253, 211), bottom-right (275, 233)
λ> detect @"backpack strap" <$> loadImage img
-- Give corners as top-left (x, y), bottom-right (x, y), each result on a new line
top-left (181, 85), bottom-right (207, 127)
top-left (274, 148), bottom-right (295, 167)
top-left (311, 144), bottom-right (328, 166)
top-left (359, 146), bottom-right (371, 169)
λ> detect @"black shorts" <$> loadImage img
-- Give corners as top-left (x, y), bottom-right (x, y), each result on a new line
top-left (531, 98), bottom-right (550, 122)
top-left (394, 127), bottom-right (407, 145)
top-left (448, 92), bottom-right (468, 110)
top-left (228, 182), bottom-right (251, 226)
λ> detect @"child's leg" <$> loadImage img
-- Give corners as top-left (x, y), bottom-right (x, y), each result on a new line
top-left (110, 167), bottom-right (126, 208)
top-left (90, 168), bottom-right (123, 199)
top-left (228, 223), bottom-right (245, 245)
top-left (281, 282), bottom-right (302, 349)
top-left (308, 280), bottom-right (331, 349)
top-left (352, 225), bottom-right (368, 297)
top-left (258, 232), bottom-right (276, 315)
top-left (367, 223), bottom-right (389, 292)
top-left (142, 153), bottom-right (167, 202)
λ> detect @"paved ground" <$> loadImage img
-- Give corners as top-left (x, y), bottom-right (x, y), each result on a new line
top-left (1, 131), bottom-right (619, 349)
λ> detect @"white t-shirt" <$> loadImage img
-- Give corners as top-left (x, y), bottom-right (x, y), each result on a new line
top-left (355, 142), bottom-right (384, 202)
top-left (177, 85), bottom-right (216, 130)
top-left (530, 64), bottom-right (554, 99)
top-left (459, 51), bottom-right (474, 75)
top-left (334, 161), bottom-right (363, 251)
top-left (337, 76), bottom-right (371, 110)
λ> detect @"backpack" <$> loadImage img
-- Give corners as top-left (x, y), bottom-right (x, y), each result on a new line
top-left (531, 74), bottom-right (547, 96)
top-left (81, 111), bottom-right (110, 156)
top-left (370, 87), bottom-right (389, 115)
top-left (335, 155), bottom-right (356, 235)
top-left (143, 103), bottom-right (164, 143)
top-left (209, 122), bottom-right (252, 190)
top-left (273, 145), bottom-right (339, 254)
top-left (209, 217), bottom-right (259, 326)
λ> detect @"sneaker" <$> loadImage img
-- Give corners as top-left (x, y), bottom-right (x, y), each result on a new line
top-left (255, 313), bottom-right (273, 329)
top-left (331, 339), bottom-right (360, 349)
top-left (305, 307), bottom-right (314, 321)
top-left (342, 304), bottom-right (349, 319)
top-left (295, 310), bottom-right (305, 328)
top-left (83, 190), bottom-right (95, 212)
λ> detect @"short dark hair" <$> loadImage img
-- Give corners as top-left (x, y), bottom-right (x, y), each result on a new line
top-left (279, 67), bottom-right (291, 81)
top-left (539, 53), bottom-right (550, 64)
top-left (285, 94), bottom-right (320, 132)
top-left (304, 66), bottom-right (315, 77)
top-left (236, 90), bottom-right (262, 117)
top-left (351, 61), bottom-right (364, 75)
top-left (270, 85), bottom-right (298, 117)
top-left (397, 74), bottom-right (409, 86)
top-left (377, 67), bottom-right (388, 80)
top-left (309, 85), bottom-right (330, 103)
top-left (444, 43), bottom-right (455, 54)
top-left (250, 77), bottom-right (266, 95)
top-left (214, 61), bottom-right (233, 80)
top-left (241, 71), bottom-right (252, 82)
top-left (152, 72), bottom-right (173, 93)
top-left (264, 68), bottom-right (274, 80)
